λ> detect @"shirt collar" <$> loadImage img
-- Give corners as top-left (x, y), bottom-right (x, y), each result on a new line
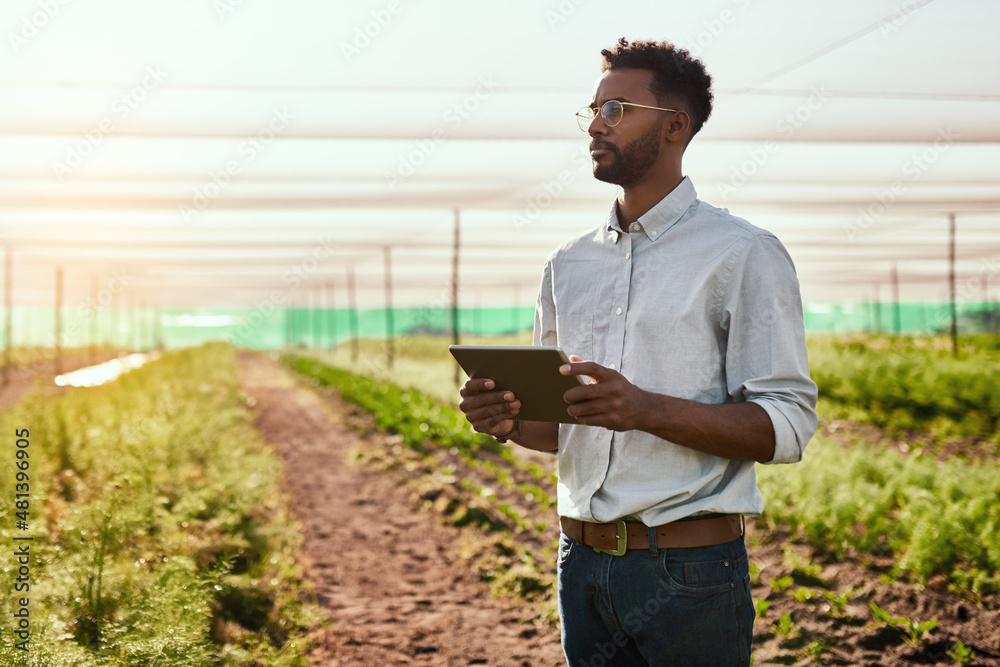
top-left (605, 176), bottom-right (698, 242)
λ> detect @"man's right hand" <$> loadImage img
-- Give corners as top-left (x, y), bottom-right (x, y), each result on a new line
top-left (458, 377), bottom-right (521, 439)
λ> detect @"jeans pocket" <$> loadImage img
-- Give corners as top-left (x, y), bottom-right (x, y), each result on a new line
top-left (659, 547), bottom-right (742, 595)
top-left (557, 532), bottom-right (576, 570)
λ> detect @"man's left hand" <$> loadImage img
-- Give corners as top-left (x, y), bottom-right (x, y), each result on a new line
top-left (560, 356), bottom-right (652, 431)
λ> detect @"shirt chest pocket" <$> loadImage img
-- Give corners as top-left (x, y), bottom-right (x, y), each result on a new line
top-left (556, 314), bottom-right (594, 361)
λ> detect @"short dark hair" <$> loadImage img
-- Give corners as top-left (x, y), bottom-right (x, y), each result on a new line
top-left (600, 37), bottom-right (714, 138)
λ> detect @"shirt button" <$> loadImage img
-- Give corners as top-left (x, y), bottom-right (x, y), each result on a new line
top-left (630, 222), bottom-right (641, 232)
top-left (616, 307), bottom-right (622, 315)
top-left (609, 363), bottom-right (616, 370)
top-left (651, 230), bottom-right (658, 238)
top-left (625, 252), bottom-right (631, 260)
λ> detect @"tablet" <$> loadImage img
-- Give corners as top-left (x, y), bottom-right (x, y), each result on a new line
top-left (449, 345), bottom-right (584, 423)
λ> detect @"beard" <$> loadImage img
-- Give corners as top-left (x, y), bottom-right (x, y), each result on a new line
top-left (591, 124), bottom-right (662, 187)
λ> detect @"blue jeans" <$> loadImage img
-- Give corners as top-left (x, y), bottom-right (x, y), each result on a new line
top-left (557, 531), bottom-right (754, 667)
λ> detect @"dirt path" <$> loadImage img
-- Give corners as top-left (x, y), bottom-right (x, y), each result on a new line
top-left (237, 351), bottom-right (565, 666)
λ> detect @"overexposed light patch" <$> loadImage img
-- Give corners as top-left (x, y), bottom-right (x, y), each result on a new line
top-left (163, 314), bottom-right (235, 327)
top-left (55, 353), bottom-right (159, 387)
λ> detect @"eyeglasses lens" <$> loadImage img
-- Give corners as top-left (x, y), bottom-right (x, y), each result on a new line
top-left (601, 101), bottom-right (624, 127)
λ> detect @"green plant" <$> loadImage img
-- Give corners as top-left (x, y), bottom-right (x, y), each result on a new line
top-left (869, 601), bottom-right (905, 627)
top-left (821, 588), bottom-right (854, 619)
top-left (790, 587), bottom-right (819, 603)
top-left (749, 560), bottom-right (767, 586)
top-left (782, 544), bottom-right (825, 584)
top-left (770, 575), bottom-right (795, 593)
top-left (947, 640), bottom-right (975, 666)
top-left (808, 334), bottom-right (1000, 440)
top-left (802, 640), bottom-right (827, 664)
top-left (869, 603), bottom-right (938, 647)
top-left (900, 616), bottom-right (939, 647)
top-left (0, 344), bottom-right (320, 666)
top-left (771, 612), bottom-right (798, 640)
top-left (759, 434), bottom-right (1000, 596)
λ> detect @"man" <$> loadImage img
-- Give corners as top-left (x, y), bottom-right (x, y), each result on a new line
top-left (459, 37), bottom-right (817, 666)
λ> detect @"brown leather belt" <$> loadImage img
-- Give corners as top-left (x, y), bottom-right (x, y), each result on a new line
top-left (560, 515), bottom-right (743, 555)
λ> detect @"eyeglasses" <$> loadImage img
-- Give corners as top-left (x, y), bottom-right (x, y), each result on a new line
top-left (576, 100), bottom-right (678, 132)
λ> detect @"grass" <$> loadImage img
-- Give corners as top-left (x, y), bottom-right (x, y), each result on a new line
top-left (808, 333), bottom-right (1000, 441)
top-left (757, 432), bottom-right (1000, 596)
top-left (0, 343), bottom-right (322, 666)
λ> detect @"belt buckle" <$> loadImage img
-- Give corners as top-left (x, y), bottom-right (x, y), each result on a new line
top-left (592, 519), bottom-right (628, 556)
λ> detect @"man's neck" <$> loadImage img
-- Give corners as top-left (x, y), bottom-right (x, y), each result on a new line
top-left (616, 170), bottom-right (684, 226)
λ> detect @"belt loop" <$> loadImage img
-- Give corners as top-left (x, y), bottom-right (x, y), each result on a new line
top-left (647, 525), bottom-right (659, 555)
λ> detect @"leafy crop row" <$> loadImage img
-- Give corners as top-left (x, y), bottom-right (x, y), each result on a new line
top-left (0, 343), bottom-right (321, 666)
top-left (808, 335), bottom-right (1000, 440)
top-left (758, 435), bottom-right (1000, 597)
top-left (283, 355), bottom-right (554, 494)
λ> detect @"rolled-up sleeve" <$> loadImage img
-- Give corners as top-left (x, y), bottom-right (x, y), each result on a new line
top-left (719, 234), bottom-right (818, 464)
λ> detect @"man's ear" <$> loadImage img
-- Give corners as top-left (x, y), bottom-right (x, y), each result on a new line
top-left (664, 110), bottom-right (691, 145)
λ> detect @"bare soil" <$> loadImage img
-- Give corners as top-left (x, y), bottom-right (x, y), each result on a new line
top-left (238, 351), bottom-right (564, 666)
top-left (239, 351), bottom-right (1000, 666)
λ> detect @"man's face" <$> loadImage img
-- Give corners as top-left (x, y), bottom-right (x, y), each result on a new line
top-left (585, 68), bottom-right (668, 187)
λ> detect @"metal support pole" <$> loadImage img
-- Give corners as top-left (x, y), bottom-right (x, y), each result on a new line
top-left (871, 284), bottom-right (881, 335)
top-left (3, 245), bottom-right (11, 385)
top-left (511, 283), bottom-right (520, 335)
top-left (90, 275), bottom-right (97, 364)
top-left (452, 209), bottom-right (461, 383)
top-left (384, 246), bottom-right (394, 368)
top-left (948, 213), bottom-right (958, 357)
top-left (55, 267), bottom-right (64, 375)
top-left (891, 262), bottom-right (901, 334)
top-left (307, 289), bottom-right (315, 349)
top-left (327, 281), bottom-right (336, 349)
top-left (348, 266), bottom-right (359, 362)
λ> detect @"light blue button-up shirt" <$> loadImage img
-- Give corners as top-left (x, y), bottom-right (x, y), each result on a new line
top-left (533, 177), bottom-right (818, 525)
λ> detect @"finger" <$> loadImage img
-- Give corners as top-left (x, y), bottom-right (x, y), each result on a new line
top-left (459, 390), bottom-right (519, 412)
top-left (560, 360), bottom-right (614, 384)
top-left (567, 398), bottom-right (607, 416)
top-left (563, 383), bottom-right (602, 404)
top-left (463, 399), bottom-right (521, 424)
top-left (459, 377), bottom-right (496, 397)
top-left (566, 400), bottom-right (612, 428)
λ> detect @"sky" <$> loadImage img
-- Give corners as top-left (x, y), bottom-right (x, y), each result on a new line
top-left (1, 0), bottom-right (999, 323)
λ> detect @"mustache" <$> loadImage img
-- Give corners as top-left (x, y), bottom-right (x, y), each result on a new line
top-left (589, 140), bottom-right (616, 153)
